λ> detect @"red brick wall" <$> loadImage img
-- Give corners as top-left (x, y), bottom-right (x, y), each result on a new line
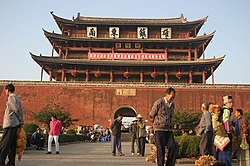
top-left (0, 82), bottom-right (250, 128)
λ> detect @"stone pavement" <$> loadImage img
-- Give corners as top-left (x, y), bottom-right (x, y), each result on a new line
top-left (15, 142), bottom-right (196, 166)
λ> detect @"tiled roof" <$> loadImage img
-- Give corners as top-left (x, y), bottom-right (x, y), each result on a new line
top-left (51, 12), bottom-right (207, 26)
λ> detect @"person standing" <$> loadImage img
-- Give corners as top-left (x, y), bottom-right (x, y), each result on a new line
top-left (149, 87), bottom-right (176, 166)
top-left (137, 114), bottom-right (147, 157)
top-left (234, 109), bottom-right (249, 166)
top-left (218, 95), bottom-right (234, 166)
top-left (0, 84), bottom-right (24, 166)
top-left (47, 114), bottom-right (62, 154)
top-left (129, 117), bottom-right (139, 155)
top-left (198, 103), bottom-right (213, 155)
top-left (211, 105), bottom-right (223, 159)
top-left (110, 114), bottom-right (125, 156)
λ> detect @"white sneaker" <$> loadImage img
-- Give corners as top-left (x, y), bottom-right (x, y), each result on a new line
top-left (132, 153), bottom-right (135, 155)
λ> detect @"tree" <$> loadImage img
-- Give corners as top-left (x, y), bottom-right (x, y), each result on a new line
top-left (173, 109), bottom-right (201, 133)
top-left (33, 104), bottom-right (79, 129)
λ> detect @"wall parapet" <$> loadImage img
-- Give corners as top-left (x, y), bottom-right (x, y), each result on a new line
top-left (0, 80), bottom-right (250, 89)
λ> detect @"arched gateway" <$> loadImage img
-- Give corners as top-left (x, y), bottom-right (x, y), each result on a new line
top-left (113, 106), bottom-right (137, 130)
top-left (114, 106), bottom-right (136, 119)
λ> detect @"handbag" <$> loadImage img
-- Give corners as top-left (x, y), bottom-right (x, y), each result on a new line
top-left (214, 135), bottom-right (230, 151)
top-left (240, 138), bottom-right (249, 150)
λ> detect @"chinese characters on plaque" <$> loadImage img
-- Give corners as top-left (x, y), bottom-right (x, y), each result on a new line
top-left (87, 27), bottom-right (97, 38)
top-left (137, 27), bottom-right (148, 39)
top-left (115, 89), bottom-right (136, 96)
top-left (109, 27), bottom-right (119, 38)
top-left (161, 28), bottom-right (171, 39)
top-left (86, 26), bottom-right (171, 39)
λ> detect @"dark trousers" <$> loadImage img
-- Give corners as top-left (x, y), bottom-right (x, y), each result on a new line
top-left (155, 131), bottom-right (176, 166)
top-left (211, 132), bottom-right (218, 159)
top-left (218, 134), bottom-right (232, 166)
top-left (0, 127), bottom-right (18, 166)
top-left (131, 136), bottom-right (139, 153)
top-left (199, 130), bottom-right (213, 156)
top-left (138, 137), bottom-right (146, 156)
top-left (32, 139), bottom-right (44, 149)
top-left (111, 135), bottom-right (122, 155)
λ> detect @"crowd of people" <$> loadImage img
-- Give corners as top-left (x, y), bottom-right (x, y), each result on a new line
top-left (110, 87), bottom-right (249, 166)
top-left (197, 96), bottom-right (249, 166)
top-left (78, 126), bottom-right (111, 142)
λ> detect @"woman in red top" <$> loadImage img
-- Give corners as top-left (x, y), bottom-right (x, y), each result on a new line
top-left (47, 114), bottom-right (62, 154)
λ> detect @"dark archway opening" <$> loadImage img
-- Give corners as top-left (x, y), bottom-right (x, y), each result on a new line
top-left (114, 107), bottom-right (136, 119)
top-left (114, 107), bottom-right (136, 132)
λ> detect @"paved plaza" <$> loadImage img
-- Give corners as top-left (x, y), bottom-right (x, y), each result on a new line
top-left (16, 142), bottom-right (195, 166)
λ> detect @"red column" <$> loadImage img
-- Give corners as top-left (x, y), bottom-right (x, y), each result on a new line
top-left (61, 70), bottom-right (65, 81)
top-left (110, 71), bottom-right (113, 83)
top-left (165, 71), bottom-right (168, 83)
top-left (140, 71), bottom-right (143, 83)
top-left (188, 49), bottom-right (191, 61)
top-left (85, 70), bottom-right (89, 82)
top-left (202, 44), bottom-right (205, 59)
top-left (202, 71), bottom-right (206, 84)
top-left (189, 71), bottom-right (192, 84)
top-left (211, 67), bottom-right (215, 84)
top-left (65, 48), bottom-right (69, 59)
top-left (49, 71), bottom-right (52, 81)
top-left (165, 49), bottom-right (168, 61)
top-left (194, 49), bottom-right (198, 61)
top-left (59, 47), bottom-right (62, 58)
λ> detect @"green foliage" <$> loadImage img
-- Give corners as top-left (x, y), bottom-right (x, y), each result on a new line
top-left (26, 133), bottom-right (32, 147)
top-left (173, 109), bottom-right (201, 133)
top-left (23, 123), bottom-right (39, 134)
top-left (66, 129), bottom-right (76, 135)
top-left (59, 134), bottom-right (85, 143)
top-left (33, 104), bottom-right (79, 129)
top-left (244, 112), bottom-right (250, 125)
top-left (176, 135), bottom-right (201, 158)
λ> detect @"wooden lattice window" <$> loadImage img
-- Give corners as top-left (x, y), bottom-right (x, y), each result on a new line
top-left (125, 43), bottom-right (131, 48)
top-left (115, 43), bottom-right (121, 48)
top-left (135, 43), bottom-right (141, 48)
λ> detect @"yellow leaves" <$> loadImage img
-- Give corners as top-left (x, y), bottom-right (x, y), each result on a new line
top-left (16, 127), bottom-right (27, 161)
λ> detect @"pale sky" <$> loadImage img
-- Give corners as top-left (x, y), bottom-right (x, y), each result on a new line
top-left (0, 0), bottom-right (250, 84)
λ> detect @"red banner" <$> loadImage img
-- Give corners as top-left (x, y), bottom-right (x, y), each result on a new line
top-left (88, 53), bottom-right (167, 60)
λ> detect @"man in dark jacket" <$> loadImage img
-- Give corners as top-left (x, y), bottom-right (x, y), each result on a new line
top-left (149, 87), bottom-right (176, 166)
top-left (129, 117), bottom-right (139, 155)
top-left (234, 108), bottom-right (249, 166)
top-left (110, 114), bottom-right (125, 156)
top-left (31, 128), bottom-right (45, 150)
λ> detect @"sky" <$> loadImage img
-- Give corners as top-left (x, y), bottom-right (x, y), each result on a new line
top-left (0, 0), bottom-right (250, 84)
